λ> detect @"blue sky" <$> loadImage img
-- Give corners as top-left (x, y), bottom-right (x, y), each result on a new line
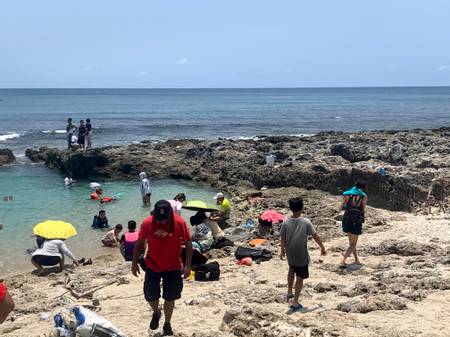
top-left (1, 0), bottom-right (449, 88)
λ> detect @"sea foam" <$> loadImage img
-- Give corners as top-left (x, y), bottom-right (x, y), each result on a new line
top-left (41, 129), bottom-right (66, 134)
top-left (0, 132), bottom-right (21, 141)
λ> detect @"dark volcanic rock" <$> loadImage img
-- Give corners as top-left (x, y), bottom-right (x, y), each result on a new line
top-left (0, 149), bottom-right (15, 165)
top-left (24, 127), bottom-right (450, 211)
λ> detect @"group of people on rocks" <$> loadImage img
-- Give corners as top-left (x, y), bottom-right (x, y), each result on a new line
top-left (1, 163), bottom-right (368, 336)
top-left (66, 117), bottom-right (92, 150)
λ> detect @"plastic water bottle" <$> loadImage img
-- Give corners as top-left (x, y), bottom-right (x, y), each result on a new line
top-left (72, 306), bottom-right (85, 326)
top-left (265, 154), bottom-right (275, 167)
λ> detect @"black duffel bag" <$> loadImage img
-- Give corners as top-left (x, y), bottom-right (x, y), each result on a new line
top-left (194, 261), bottom-right (220, 281)
top-left (234, 246), bottom-right (272, 262)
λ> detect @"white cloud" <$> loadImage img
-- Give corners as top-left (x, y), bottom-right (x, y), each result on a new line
top-left (177, 58), bottom-right (188, 65)
top-left (437, 65), bottom-right (449, 72)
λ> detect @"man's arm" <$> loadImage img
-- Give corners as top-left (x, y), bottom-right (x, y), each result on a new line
top-left (183, 240), bottom-right (193, 278)
top-left (131, 239), bottom-right (146, 277)
top-left (280, 236), bottom-right (286, 260)
top-left (312, 233), bottom-right (326, 256)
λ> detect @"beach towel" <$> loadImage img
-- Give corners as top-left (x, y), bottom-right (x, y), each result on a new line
top-left (249, 238), bottom-right (268, 247)
top-left (342, 186), bottom-right (367, 197)
top-left (260, 209), bottom-right (285, 223)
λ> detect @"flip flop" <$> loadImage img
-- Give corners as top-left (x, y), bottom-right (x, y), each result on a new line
top-left (289, 304), bottom-right (303, 312)
top-left (339, 264), bottom-right (347, 269)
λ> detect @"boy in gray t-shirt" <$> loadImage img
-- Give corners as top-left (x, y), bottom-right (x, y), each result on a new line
top-left (280, 197), bottom-right (326, 312)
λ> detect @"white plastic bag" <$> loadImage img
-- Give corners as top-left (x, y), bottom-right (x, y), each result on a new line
top-left (76, 306), bottom-right (127, 337)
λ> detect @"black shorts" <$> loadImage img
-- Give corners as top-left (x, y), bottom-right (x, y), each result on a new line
top-left (342, 218), bottom-right (363, 235)
top-left (144, 268), bottom-right (183, 302)
top-left (33, 255), bottom-right (61, 266)
top-left (290, 265), bottom-right (309, 279)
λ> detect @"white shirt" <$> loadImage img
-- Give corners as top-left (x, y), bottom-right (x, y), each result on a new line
top-left (140, 178), bottom-right (151, 196)
top-left (32, 239), bottom-right (77, 261)
top-left (168, 200), bottom-right (183, 215)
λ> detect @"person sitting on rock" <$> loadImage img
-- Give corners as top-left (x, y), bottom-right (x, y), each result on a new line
top-left (190, 213), bottom-right (215, 252)
top-left (210, 192), bottom-right (231, 229)
top-left (339, 180), bottom-right (368, 267)
top-left (120, 220), bottom-right (139, 261)
top-left (191, 210), bottom-right (224, 242)
top-left (92, 210), bottom-right (109, 229)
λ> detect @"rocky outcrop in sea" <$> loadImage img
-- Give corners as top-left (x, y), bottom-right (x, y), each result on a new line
top-left (25, 127), bottom-right (450, 212)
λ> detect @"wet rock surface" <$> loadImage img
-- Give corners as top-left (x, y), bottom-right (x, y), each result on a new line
top-left (0, 148), bottom-right (15, 165)
top-left (25, 128), bottom-right (450, 212)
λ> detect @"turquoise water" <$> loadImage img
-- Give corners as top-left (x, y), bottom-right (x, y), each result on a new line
top-left (0, 163), bottom-right (216, 273)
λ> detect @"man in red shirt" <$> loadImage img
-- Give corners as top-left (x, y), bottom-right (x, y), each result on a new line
top-left (132, 200), bottom-right (192, 336)
top-left (0, 283), bottom-right (14, 324)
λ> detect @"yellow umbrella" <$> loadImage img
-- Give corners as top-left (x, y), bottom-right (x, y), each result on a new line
top-left (33, 220), bottom-right (77, 240)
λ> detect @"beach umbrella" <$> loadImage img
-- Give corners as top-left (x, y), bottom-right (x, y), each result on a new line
top-left (182, 200), bottom-right (219, 212)
top-left (89, 182), bottom-right (101, 189)
top-left (33, 220), bottom-right (77, 240)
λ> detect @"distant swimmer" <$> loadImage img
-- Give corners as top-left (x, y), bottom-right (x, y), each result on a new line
top-left (90, 187), bottom-right (103, 200)
top-left (64, 175), bottom-right (75, 186)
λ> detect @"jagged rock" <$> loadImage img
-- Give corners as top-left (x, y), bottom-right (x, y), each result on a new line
top-left (0, 149), bottom-right (15, 165)
top-left (365, 240), bottom-right (438, 256)
top-left (337, 295), bottom-right (407, 313)
top-left (24, 128), bottom-right (450, 211)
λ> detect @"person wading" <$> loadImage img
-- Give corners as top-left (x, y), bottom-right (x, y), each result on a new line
top-left (132, 200), bottom-right (192, 336)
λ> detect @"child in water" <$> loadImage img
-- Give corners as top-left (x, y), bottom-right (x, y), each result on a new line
top-left (101, 224), bottom-right (123, 247)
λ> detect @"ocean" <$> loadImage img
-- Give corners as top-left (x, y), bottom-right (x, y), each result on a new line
top-left (1, 87), bottom-right (450, 273)
top-left (1, 87), bottom-right (450, 154)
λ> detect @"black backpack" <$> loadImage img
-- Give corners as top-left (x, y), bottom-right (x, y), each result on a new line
top-left (234, 246), bottom-right (273, 262)
top-left (194, 262), bottom-right (220, 281)
top-left (344, 195), bottom-right (365, 224)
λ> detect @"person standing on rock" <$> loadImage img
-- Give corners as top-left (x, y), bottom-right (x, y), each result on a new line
top-left (280, 197), bottom-right (326, 312)
top-left (139, 172), bottom-right (152, 206)
top-left (65, 118), bottom-right (77, 149)
top-left (339, 181), bottom-right (368, 267)
top-left (131, 200), bottom-right (192, 336)
top-left (84, 118), bottom-right (92, 149)
top-left (77, 120), bottom-right (87, 149)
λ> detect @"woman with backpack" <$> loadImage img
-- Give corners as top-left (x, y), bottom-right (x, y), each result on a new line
top-left (339, 181), bottom-right (368, 267)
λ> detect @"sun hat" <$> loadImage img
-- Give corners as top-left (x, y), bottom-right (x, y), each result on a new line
top-left (214, 192), bottom-right (224, 200)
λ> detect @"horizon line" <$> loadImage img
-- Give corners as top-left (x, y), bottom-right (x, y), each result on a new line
top-left (1, 85), bottom-right (450, 90)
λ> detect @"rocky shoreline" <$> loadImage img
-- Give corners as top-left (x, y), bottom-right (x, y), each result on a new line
top-left (1, 127), bottom-right (450, 337)
top-left (25, 127), bottom-right (450, 212)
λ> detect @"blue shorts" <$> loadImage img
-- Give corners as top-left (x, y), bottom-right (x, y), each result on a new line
top-left (342, 218), bottom-right (362, 235)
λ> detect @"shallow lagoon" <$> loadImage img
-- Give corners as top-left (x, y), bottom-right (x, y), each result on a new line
top-left (0, 163), bottom-right (216, 272)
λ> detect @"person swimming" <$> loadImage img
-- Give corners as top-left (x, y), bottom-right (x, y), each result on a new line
top-left (90, 187), bottom-right (103, 200)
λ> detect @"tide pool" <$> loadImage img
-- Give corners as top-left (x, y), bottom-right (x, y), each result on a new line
top-left (0, 163), bottom-right (216, 273)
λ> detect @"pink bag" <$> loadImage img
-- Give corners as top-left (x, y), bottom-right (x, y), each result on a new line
top-left (237, 257), bottom-right (253, 266)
